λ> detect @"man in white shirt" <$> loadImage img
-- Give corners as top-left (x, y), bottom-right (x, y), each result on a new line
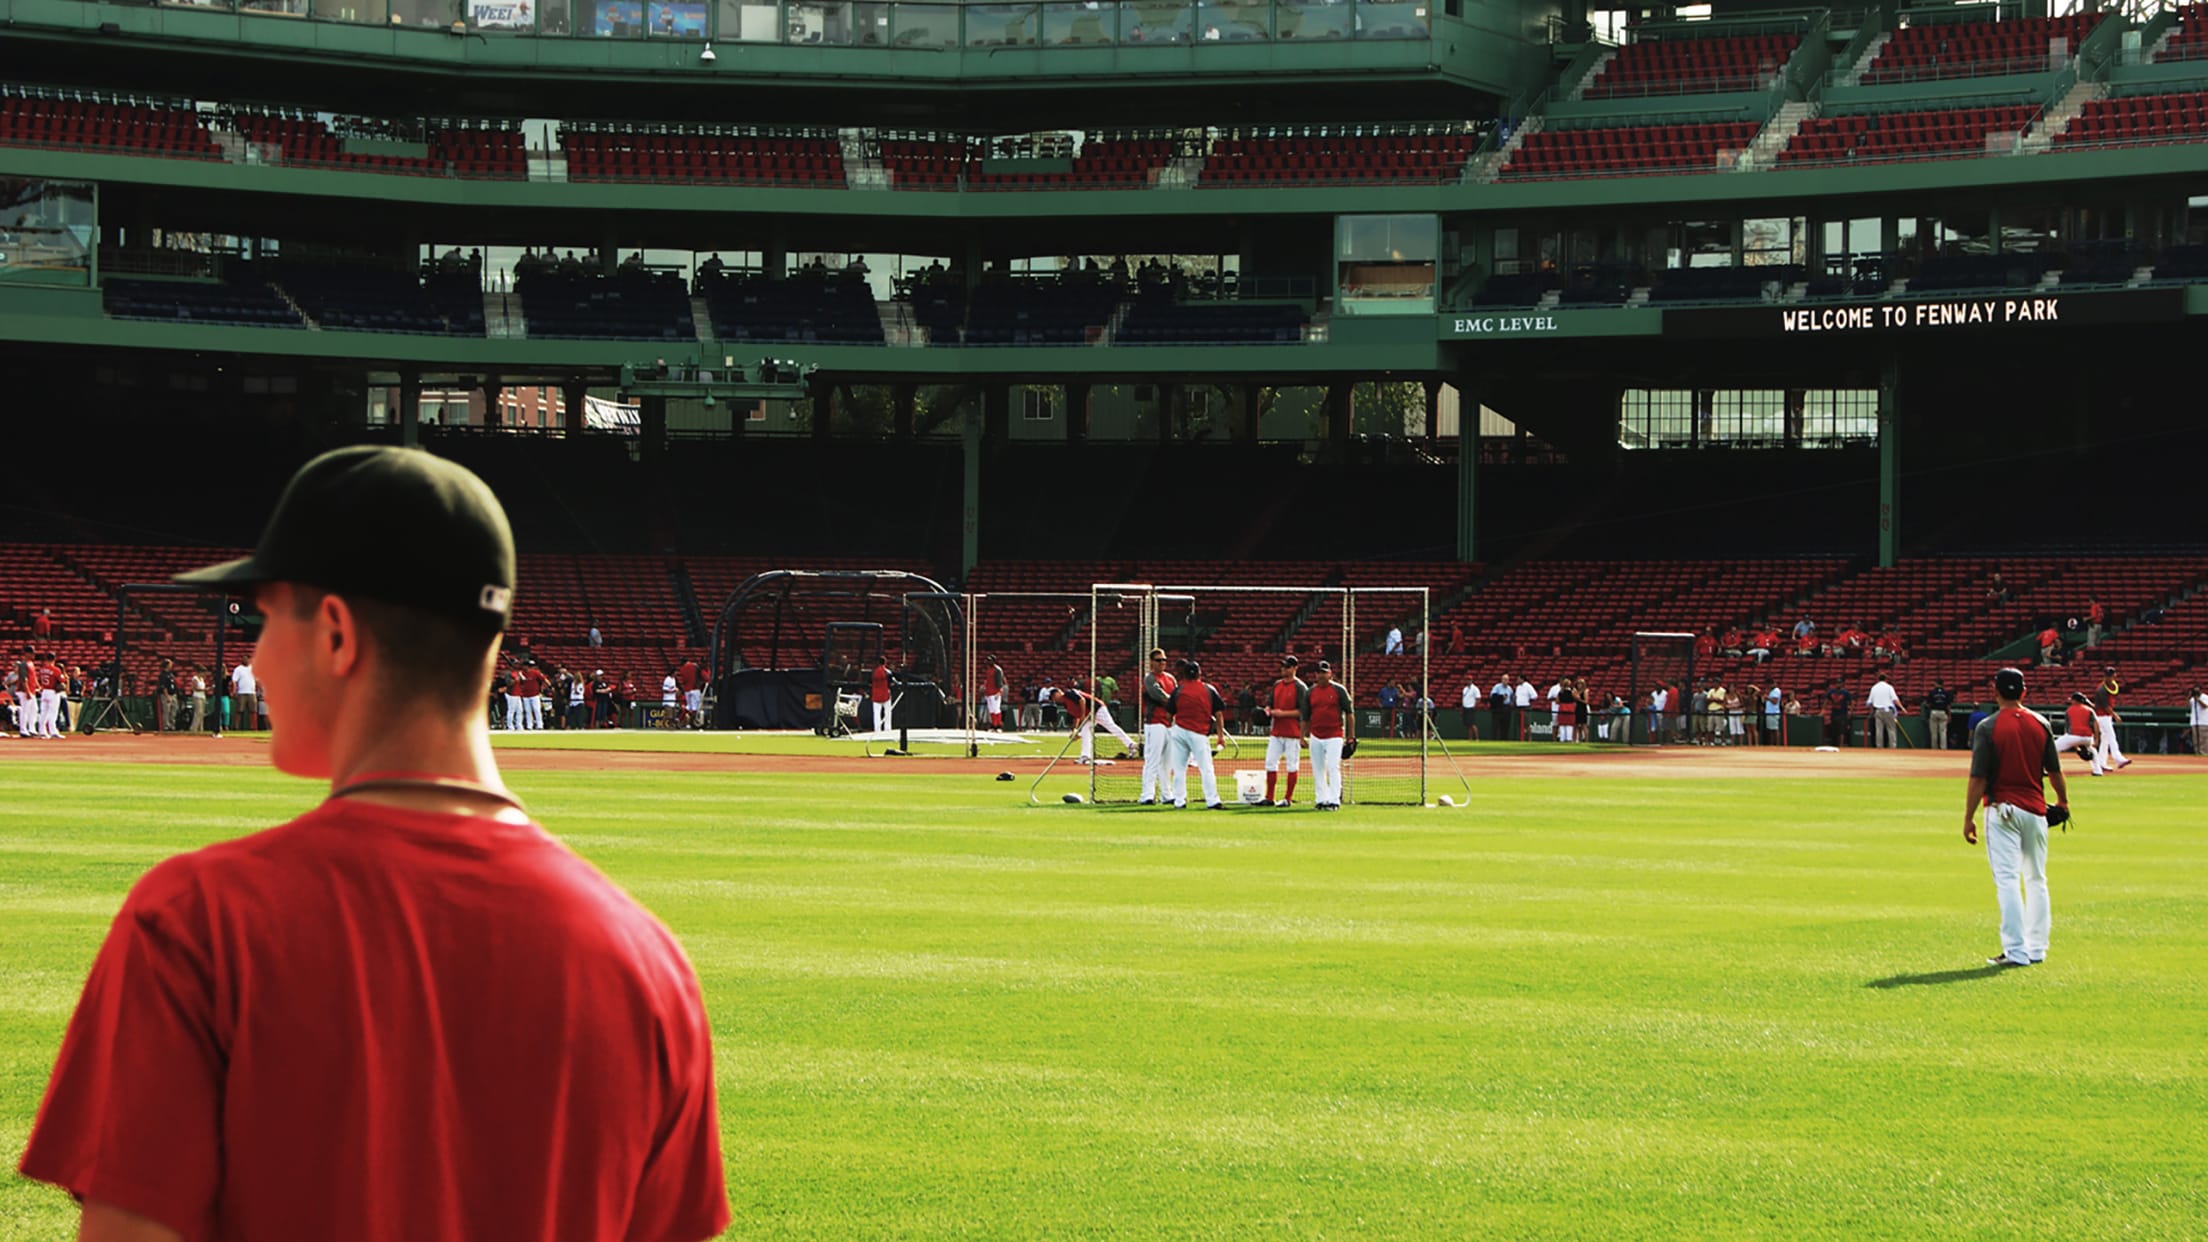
top-left (2190, 686), bottom-right (2208, 757)
top-left (1460, 680), bottom-right (1479, 738)
top-left (1866, 674), bottom-right (1903, 748)
top-left (1513, 676), bottom-right (1536, 742)
top-left (231, 662), bottom-right (258, 733)
top-left (1649, 685), bottom-right (1669, 743)
top-left (1384, 626), bottom-right (1404, 656)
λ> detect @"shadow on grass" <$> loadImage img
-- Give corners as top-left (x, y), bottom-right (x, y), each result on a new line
top-left (1864, 965), bottom-right (2011, 989)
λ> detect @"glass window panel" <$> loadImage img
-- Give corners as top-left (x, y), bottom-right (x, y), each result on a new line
top-left (1044, 1), bottom-right (1115, 44)
top-left (788, 1), bottom-right (850, 40)
top-left (1120, 0), bottom-right (1192, 43)
top-left (648, 0), bottom-right (709, 33)
top-left (464, 0), bottom-right (533, 27)
top-left (539, 0), bottom-right (572, 31)
top-left (241, 0), bottom-right (310, 13)
top-left (1278, 0), bottom-right (1350, 39)
top-left (0, 180), bottom-right (94, 285)
top-left (163, 0), bottom-right (237, 9)
top-left (389, 0), bottom-right (457, 23)
top-left (309, 0), bottom-right (385, 21)
top-left (1198, 0), bottom-right (1267, 40)
top-left (967, 3), bottom-right (1038, 43)
top-left (587, 0), bottom-right (648, 34)
top-left (1337, 214), bottom-right (1435, 261)
top-left (852, 1), bottom-right (891, 42)
top-left (1353, 0), bottom-right (1427, 39)
top-left (892, 1), bottom-right (958, 43)
top-left (718, 0), bottom-right (781, 40)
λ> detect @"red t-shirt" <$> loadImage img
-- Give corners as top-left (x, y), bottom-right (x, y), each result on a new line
top-left (1694, 635), bottom-right (1717, 660)
top-left (1144, 671), bottom-right (1178, 726)
top-left (1054, 688), bottom-right (1087, 723)
top-left (1268, 678), bottom-right (1307, 739)
top-left (18, 801), bottom-right (729, 1242)
top-left (2064, 703), bottom-right (2095, 738)
top-left (871, 664), bottom-right (892, 703)
top-left (1304, 683), bottom-right (1351, 740)
top-left (675, 661), bottom-right (700, 693)
top-left (2038, 627), bottom-right (2059, 648)
top-left (1170, 680), bottom-right (1224, 734)
top-left (1972, 707), bottom-right (2057, 816)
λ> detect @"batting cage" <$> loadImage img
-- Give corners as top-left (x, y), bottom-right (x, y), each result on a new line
top-left (707, 569), bottom-right (961, 733)
top-left (98, 582), bottom-right (251, 735)
top-left (1002, 582), bottom-right (1468, 807)
top-left (1628, 631), bottom-right (1697, 746)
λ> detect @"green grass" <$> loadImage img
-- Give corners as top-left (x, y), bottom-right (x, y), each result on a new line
top-left (3, 756), bottom-right (2203, 1238)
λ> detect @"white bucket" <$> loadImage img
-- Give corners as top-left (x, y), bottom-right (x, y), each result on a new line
top-left (1236, 769), bottom-right (1268, 804)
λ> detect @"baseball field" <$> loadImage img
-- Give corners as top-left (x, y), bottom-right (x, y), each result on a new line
top-left (2, 736), bottom-right (2203, 1239)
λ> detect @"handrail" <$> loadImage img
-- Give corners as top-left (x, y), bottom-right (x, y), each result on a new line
top-left (1826, 3), bottom-right (1888, 86)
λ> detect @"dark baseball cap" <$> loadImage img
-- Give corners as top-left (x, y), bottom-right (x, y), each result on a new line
top-left (174, 446), bottom-right (515, 633)
top-left (1315, 660), bottom-right (1332, 672)
top-left (1280, 654), bottom-right (1299, 667)
top-left (1993, 667), bottom-right (2026, 698)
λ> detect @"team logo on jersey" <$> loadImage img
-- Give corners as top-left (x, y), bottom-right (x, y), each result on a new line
top-left (479, 585), bottom-right (514, 615)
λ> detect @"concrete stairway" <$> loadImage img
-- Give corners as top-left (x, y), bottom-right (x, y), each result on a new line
top-left (840, 128), bottom-right (888, 189)
top-left (1744, 100), bottom-right (1816, 169)
top-left (1571, 48), bottom-right (1619, 100)
top-left (484, 291), bottom-right (526, 340)
top-left (1469, 117), bottom-right (1542, 183)
top-left (1837, 31), bottom-right (1891, 87)
top-left (689, 296), bottom-right (715, 345)
top-left (2021, 78), bottom-right (2105, 152)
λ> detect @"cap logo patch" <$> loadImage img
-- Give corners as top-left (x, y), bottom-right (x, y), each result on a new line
top-left (479, 585), bottom-right (514, 615)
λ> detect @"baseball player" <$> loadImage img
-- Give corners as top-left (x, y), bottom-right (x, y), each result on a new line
top-left (981, 656), bottom-right (1006, 731)
top-left (1304, 661), bottom-right (1354, 810)
top-left (20, 446), bottom-right (729, 1241)
top-left (2191, 685), bottom-right (2208, 757)
top-left (39, 656), bottom-right (67, 739)
top-left (2091, 666), bottom-right (2132, 770)
top-left (870, 657), bottom-right (895, 733)
top-left (1080, 675), bottom-right (1138, 758)
top-left (517, 660), bottom-right (547, 730)
top-left (1137, 648), bottom-right (1177, 805)
top-left (1166, 658), bottom-right (1228, 810)
top-left (1260, 655), bottom-right (1308, 807)
top-left (675, 657), bottom-right (702, 727)
top-left (2056, 691), bottom-right (2103, 776)
top-left (1964, 667), bottom-right (2068, 968)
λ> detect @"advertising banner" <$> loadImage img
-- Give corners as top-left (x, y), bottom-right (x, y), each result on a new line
top-left (468, 0), bottom-right (533, 28)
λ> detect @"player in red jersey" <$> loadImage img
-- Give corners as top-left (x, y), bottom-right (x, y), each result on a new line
top-left (1167, 658), bottom-right (1228, 810)
top-left (871, 656), bottom-right (895, 733)
top-left (1138, 648), bottom-right (1178, 805)
top-left (673, 656), bottom-right (702, 727)
top-left (1964, 667), bottom-right (2069, 968)
top-left (19, 446), bottom-right (729, 1242)
top-left (1304, 661), bottom-right (1354, 811)
top-left (2055, 691), bottom-right (2103, 776)
top-left (1260, 654), bottom-right (1308, 807)
top-left (981, 655), bottom-right (1006, 731)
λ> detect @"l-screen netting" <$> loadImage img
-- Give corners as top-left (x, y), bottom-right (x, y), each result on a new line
top-left (1083, 586), bottom-right (1431, 807)
top-left (1629, 631), bottom-right (1697, 746)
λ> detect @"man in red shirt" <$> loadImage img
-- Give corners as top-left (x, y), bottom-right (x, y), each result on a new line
top-left (1138, 648), bottom-right (1177, 806)
top-left (2055, 690), bottom-right (2103, 776)
top-left (1964, 667), bottom-right (2069, 968)
top-left (19, 445), bottom-right (729, 1242)
top-left (674, 656), bottom-right (702, 728)
top-left (1260, 654), bottom-right (1308, 807)
top-left (32, 606), bottom-right (53, 640)
top-left (870, 656), bottom-right (895, 733)
top-left (980, 656), bottom-right (1006, 731)
top-left (1304, 661), bottom-right (1354, 811)
top-left (1167, 658), bottom-right (1228, 810)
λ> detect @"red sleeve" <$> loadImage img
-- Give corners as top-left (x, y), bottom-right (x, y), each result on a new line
top-left (621, 960), bottom-right (730, 1242)
top-left (18, 863), bottom-right (224, 1240)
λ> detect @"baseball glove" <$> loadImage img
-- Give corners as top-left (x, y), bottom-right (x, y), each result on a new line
top-left (1341, 739), bottom-right (1358, 758)
top-left (2046, 804), bottom-right (2070, 831)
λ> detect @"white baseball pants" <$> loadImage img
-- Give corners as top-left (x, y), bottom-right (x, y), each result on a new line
top-left (1092, 704), bottom-right (1134, 750)
top-left (873, 699), bottom-right (892, 732)
top-left (522, 695), bottom-right (544, 730)
top-left (1985, 802), bottom-right (2050, 964)
top-left (504, 694), bottom-right (523, 730)
top-left (685, 689), bottom-right (703, 716)
top-left (2056, 732), bottom-right (2102, 775)
top-left (1264, 735), bottom-right (1300, 773)
top-left (1140, 722), bottom-right (1171, 802)
top-left (2093, 714), bottom-right (2127, 766)
top-left (983, 694), bottom-right (1002, 726)
top-left (40, 690), bottom-right (63, 737)
top-left (1308, 736), bottom-right (1344, 805)
top-left (1168, 724), bottom-right (1218, 808)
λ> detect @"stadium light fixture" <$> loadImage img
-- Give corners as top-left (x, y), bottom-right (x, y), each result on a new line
top-left (700, 42), bottom-right (717, 63)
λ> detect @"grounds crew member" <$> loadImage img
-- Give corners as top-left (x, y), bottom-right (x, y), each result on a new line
top-left (1923, 681), bottom-right (1954, 750)
top-left (1137, 648), bottom-right (1177, 805)
top-left (1305, 661), bottom-right (1355, 811)
top-left (19, 446), bottom-right (730, 1242)
top-left (1166, 658), bottom-right (1228, 810)
top-left (1260, 654), bottom-right (1308, 807)
top-left (1963, 666), bottom-right (2069, 969)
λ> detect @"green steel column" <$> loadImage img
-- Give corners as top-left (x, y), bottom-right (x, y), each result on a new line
top-left (1456, 387), bottom-right (1477, 563)
top-left (1878, 356), bottom-right (1900, 569)
top-left (399, 372), bottom-right (421, 449)
top-left (962, 416), bottom-right (982, 578)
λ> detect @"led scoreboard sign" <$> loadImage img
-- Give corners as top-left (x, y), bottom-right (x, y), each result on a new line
top-left (1667, 287), bottom-right (2185, 338)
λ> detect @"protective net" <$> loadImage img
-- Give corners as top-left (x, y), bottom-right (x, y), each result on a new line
top-left (708, 570), bottom-right (959, 731)
top-left (1628, 631), bottom-right (1698, 745)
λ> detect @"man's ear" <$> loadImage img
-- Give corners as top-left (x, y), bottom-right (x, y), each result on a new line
top-left (319, 593), bottom-right (362, 679)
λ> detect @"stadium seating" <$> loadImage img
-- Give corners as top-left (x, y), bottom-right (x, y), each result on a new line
top-left (1580, 34), bottom-right (1799, 100)
top-left (701, 271), bottom-right (886, 345)
top-left (561, 126), bottom-right (846, 187)
top-left (0, 94), bottom-right (221, 160)
top-left (1470, 271), bottom-right (1560, 307)
top-left (1779, 105), bottom-right (2036, 165)
top-left (1498, 121), bottom-right (1759, 180)
top-left (967, 137), bottom-right (1179, 189)
top-left (228, 111), bottom-right (525, 177)
top-left (2156, 4), bottom-right (2208, 61)
top-left (513, 269), bottom-right (696, 341)
top-left (879, 138), bottom-right (971, 189)
top-left (2055, 91), bottom-right (2208, 149)
top-left (1115, 291), bottom-right (1309, 344)
top-left (267, 265), bottom-right (487, 336)
top-left (1198, 130), bottom-right (1481, 185)
top-left (103, 277), bottom-right (305, 329)
top-left (1859, 13), bottom-right (2102, 85)
top-left (1906, 252), bottom-right (2053, 293)
top-left (1648, 265), bottom-right (1804, 303)
top-left (963, 281), bottom-right (1123, 346)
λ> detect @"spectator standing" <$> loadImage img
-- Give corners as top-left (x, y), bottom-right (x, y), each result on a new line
top-left (1764, 684), bottom-right (1784, 744)
top-left (587, 624), bottom-right (603, 648)
top-left (1554, 679), bottom-right (1579, 743)
top-left (1866, 674), bottom-right (1903, 748)
top-left (2086, 600), bottom-right (2104, 648)
top-left (2191, 685), bottom-right (2208, 757)
top-left (1824, 682), bottom-right (1852, 747)
top-left (1447, 623), bottom-right (1464, 655)
top-left (232, 660), bottom-right (258, 734)
top-left (1963, 667), bottom-right (2066, 968)
top-left (1377, 681), bottom-right (1400, 738)
top-left (32, 608), bottom-right (52, 641)
top-left (1647, 685), bottom-right (1668, 743)
top-left (189, 667), bottom-right (210, 733)
top-left (1489, 674), bottom-right (1513, 740)
top-left (1923, 682), bottom-right (1955, 750)
top-left (1511, 674), bottom-right (1534, 739)
top-left (1384, 625), bottom-right (1404, 656)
